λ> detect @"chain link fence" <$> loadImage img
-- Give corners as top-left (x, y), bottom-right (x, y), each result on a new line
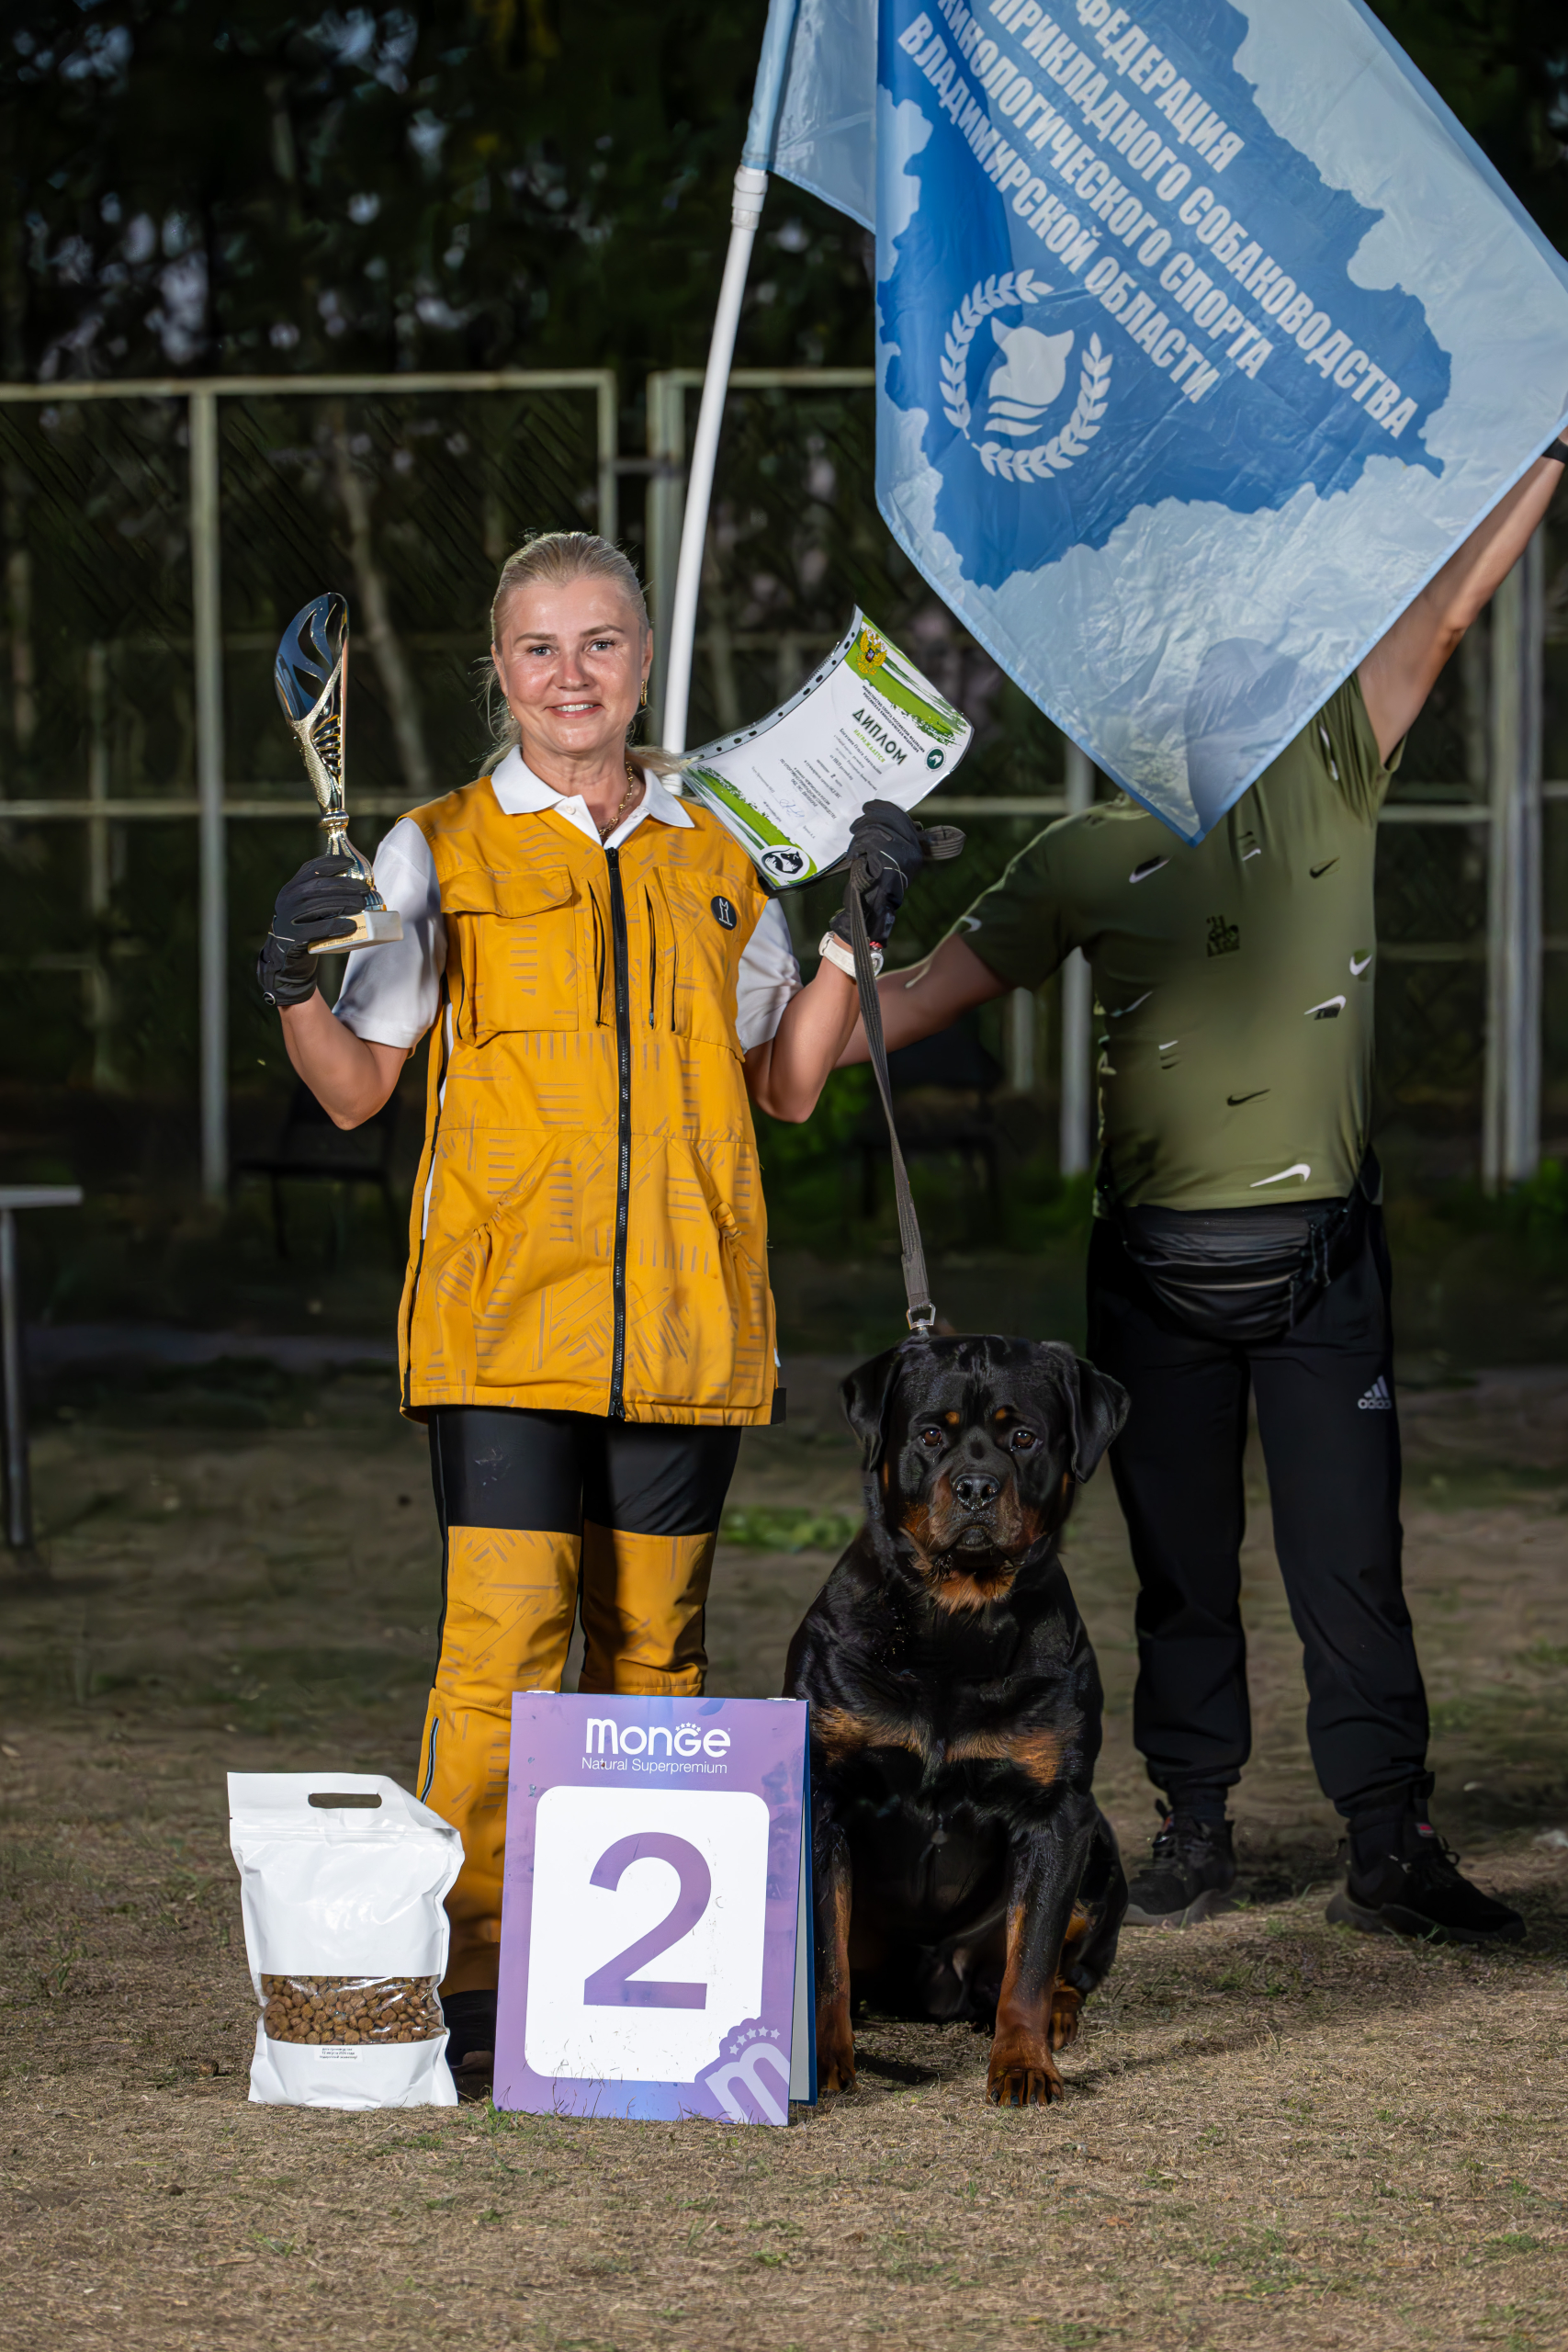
top-left (0, 366), bottom-right (1562, 1209)
top-left (0, 374), bottom-right (614, 1186)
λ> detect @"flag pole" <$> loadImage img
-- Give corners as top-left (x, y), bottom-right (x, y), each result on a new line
top-left (660, 0), bottom-right (802, 754)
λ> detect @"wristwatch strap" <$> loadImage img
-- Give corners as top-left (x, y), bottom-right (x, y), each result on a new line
top-left (1545, 437), bottom-right (1568, 465)
top-left (819, 930), bottom-right (883, 979)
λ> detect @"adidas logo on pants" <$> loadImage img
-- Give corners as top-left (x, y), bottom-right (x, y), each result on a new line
top-left (1358, 1375), bottom-right (1393, 1410)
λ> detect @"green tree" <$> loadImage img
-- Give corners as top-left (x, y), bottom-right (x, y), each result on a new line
top-left (3, 3), bottom-right (1562, 390)
top-left (0, 0), bottom-right (871, 387)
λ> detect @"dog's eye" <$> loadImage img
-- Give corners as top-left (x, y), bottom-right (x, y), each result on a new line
top-left (918, 1426), bottom-right (944, 1450)
top-left (1010, 1428), bottom-right (1038, 1451)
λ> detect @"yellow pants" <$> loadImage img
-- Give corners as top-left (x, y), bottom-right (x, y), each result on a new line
top-left (417, 1521), bottom-right (717, 1995)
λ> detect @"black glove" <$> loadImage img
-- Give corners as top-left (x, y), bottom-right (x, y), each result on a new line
top-left (256, 854), bottom-right (369, 1010)
top-left (829, 800), bottom-right (929, 951)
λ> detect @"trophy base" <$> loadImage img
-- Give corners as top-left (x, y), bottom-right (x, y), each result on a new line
top-left (308, 906), bottom-right (404, 955)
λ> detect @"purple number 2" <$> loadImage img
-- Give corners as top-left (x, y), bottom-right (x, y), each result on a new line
top-left (582, 1833), bottom-right (712, 2011)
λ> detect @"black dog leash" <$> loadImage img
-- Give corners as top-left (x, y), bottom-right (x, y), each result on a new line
top-left (845, 821), bottom-right (964, 1336)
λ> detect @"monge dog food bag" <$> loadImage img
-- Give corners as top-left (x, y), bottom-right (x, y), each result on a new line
top-left (229, 1772), bottom-right (463, 2110)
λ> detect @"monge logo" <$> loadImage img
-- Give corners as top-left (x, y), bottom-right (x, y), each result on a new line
top-left (585, 1718), bottom-right (731, 1760)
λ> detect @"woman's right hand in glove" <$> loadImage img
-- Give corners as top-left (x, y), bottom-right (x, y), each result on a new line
top-left (257, 854), bottom-right (368, 1009)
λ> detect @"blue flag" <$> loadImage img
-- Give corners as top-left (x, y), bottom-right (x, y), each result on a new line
top-left (750, 0), bottom-right (1568, 839)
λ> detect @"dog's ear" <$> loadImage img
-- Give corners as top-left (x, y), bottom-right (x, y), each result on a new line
top-left (840, 1345), bottom-right (907, 1471)
top-left (1060, 1353), bottom-right (1129, 1481)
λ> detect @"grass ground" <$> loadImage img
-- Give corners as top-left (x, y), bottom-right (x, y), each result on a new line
top-left (1, 1357), bottom-right (1565, 2349)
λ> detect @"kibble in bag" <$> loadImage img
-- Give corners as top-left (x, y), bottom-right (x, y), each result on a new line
top-left (229, 1773), bottom-right (463, 2109)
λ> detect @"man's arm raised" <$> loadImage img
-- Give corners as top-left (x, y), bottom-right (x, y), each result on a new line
top-left (836, 933), bottom-right (1011, 1068)
top-left (1359, 443), bottom-right (1565, 764)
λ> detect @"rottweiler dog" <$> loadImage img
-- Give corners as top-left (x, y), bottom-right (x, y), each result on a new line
top-left (784, 1333), bottom-right (1130, 2107)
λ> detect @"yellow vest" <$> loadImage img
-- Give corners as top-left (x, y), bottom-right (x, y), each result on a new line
top-left (397, 779), bottom-right (782, 1426)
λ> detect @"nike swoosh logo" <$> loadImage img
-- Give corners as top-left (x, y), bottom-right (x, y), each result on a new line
top-left (1241, 847), bottom-right (1261, 861)
top-left (1310, 859), bottom-right (1338, 878)
top-left (1251, 1163), bottom-right (1313, 1187)
top-left (1350, 954), bottom-right (1372, 975)
top-left (1226, 1090), bottom-right (1269, 1106)
top-left (1110, 992), bottom-right (1151, 1018)
top-left (1306, 996), bottom-right (1347, 1018)
top-left (1129, 858), bottom-right (1168, 884)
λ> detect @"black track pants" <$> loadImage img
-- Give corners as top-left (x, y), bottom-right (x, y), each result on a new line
top-left (1086, 1211), bottom-right (1430, 1819)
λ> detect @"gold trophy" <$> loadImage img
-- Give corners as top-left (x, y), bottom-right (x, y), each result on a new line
top-left (274, 592), bottom-right (402, 951)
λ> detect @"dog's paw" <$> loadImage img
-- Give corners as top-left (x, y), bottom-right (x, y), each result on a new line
top-left (817, 2005), bottom-right (857, 2095)
top-left (987, 2039), bottom-right (1064, 2107)
top-left (818, 2051), bottom-right (857, 2094)
top-left (1049, 1985), bottom-right (1084, 2052)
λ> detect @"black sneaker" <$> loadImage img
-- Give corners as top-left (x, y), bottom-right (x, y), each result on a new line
top-left (1124, 1808), bottom-right (1237, 1927)
top-left (1326, 1821), bottom-right (1526, 1946)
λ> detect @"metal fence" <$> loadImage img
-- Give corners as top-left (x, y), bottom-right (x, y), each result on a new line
top-left (0, 370), bottom-right (616, 1194)
top-left (1, 365), bottom-right (1562, 1199)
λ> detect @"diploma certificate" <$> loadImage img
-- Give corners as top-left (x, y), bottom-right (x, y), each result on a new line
top-left (680, 611), bottom-right (973, 886)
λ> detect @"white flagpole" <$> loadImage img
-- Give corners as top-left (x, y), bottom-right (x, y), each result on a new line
top-left (660, 165), bottom-right (768, 755)
top-left (660, 0), bottom-right (802, 754)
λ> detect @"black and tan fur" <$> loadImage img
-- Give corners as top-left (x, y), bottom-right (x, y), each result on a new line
top-left (784, 1334), bottom-right (1130, 2107)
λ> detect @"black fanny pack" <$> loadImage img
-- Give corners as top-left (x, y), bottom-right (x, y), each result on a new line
top-left (1109, 1153), bottom-right (1378, 1344)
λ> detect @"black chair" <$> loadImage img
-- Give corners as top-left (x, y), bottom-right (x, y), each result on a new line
top-left (852, 1017), bottom-right (1005, 1227)
top-left (234, 1082), bottom-right (403, 1264)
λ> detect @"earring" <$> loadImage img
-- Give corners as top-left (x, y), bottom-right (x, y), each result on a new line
top-left (639, 680), bottom-right (649, 709)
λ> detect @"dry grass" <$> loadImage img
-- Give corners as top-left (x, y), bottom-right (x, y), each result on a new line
top-left (1, 1359), bottom-right (1566, 2349)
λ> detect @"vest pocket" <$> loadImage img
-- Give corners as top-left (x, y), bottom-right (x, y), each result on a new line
top-left (442, 863), bottom-right (582, 1035)
top-left (655, 870), bottom-right (743, 1054)
top-left (627, 1139), bottom-right (769, 1411)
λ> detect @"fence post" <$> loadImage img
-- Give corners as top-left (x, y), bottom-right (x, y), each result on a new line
top-left (189, 388), bottom-right (227, 1203)
top-left (646, 373), bottom-right (683, 729)
top-left (1006, 989), bottom-right (1035, 1092)
top-left (85, 641), bottom-right (116, 1089)
top-left (1059, 742), bottom-right (1094, 1175)
top-left (595, 373), bottom-right (619, 546)
top-left (1483, 525), bottom-right (1544, 1192)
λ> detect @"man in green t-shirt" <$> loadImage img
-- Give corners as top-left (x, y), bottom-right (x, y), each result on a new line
top-left (843, 442), bottom-right (1565, 1947)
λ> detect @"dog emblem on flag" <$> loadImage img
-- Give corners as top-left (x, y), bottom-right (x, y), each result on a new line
top-left (940, 266), bottom-right (1112, 483)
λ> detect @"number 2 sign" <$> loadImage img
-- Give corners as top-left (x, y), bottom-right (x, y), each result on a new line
top-left (492, 1696), bottom-right (813, 2124)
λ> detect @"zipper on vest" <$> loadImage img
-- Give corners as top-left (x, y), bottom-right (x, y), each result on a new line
top-left (590, 891), bottom-right (605, 1024)
top-left (606, 847), bottom-right (632, 1419)
top-left (646, 887), bottom-right (658, 1028)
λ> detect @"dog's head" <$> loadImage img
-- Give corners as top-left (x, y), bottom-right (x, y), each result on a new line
top-left (841, 1334), bottom-right (1129, 1610)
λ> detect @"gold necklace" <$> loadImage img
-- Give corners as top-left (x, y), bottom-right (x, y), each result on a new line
top-left (598, 758), bottom-right (644, 840)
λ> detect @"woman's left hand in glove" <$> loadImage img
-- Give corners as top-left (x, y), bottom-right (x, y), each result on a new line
top-left (829, 800), bottom-right (929, 951)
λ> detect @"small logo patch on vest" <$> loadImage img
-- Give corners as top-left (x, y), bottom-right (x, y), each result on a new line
top-left (711, 895), bottom-right (738, 931)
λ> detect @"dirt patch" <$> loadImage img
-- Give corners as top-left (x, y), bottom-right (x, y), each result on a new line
top-left (2, 1360), bottom-right (1566, 2348)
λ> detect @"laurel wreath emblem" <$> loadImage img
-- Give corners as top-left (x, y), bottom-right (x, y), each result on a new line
top-left (941, 268), bottom-right (1111, 483)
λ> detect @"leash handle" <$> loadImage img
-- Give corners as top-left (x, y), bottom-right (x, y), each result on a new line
top-left (845, 822), bottom-right (964, 1336)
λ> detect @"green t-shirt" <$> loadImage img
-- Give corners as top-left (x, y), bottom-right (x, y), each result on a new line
top-left (957, 678), bottom-right (1397, 1211)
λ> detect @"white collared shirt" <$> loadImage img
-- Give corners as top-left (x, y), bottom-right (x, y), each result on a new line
top-left (333, 747), bottom-right (802, 1052)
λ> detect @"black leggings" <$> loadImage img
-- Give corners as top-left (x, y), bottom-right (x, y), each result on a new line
top-left (429, 1407), bottom-right (742, 1542)
top-left (1087, 1210), bottom-right (1429, 1820)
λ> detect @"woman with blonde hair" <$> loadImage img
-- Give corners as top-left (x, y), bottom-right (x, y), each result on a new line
top-left (256, 530), bottom-right (939, 2070)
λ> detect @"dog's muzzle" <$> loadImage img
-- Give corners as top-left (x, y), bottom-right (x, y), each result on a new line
top-left (937, 1467), bottom-right (1014, 1554)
